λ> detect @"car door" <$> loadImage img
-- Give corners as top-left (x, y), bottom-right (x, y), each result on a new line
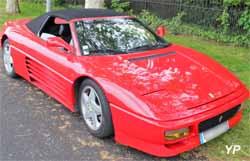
top-left (23, 17), bottom-right (77, 109)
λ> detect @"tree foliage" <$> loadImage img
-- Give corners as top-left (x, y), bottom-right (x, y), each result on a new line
top-left (220, 0), bottom-right (250, 33)
top-left (110, 0), bottom-right (130, 13)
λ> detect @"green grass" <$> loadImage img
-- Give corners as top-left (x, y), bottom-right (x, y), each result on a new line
top-left (0, 1), bottom-right (250, 160)
top-left (0, 0), bottom-right (68, 28)
top-left (0, 1), bottom-right (44, 28)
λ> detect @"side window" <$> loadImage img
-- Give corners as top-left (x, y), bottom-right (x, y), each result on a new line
top-left (39, 17), bottom-right (73, 46)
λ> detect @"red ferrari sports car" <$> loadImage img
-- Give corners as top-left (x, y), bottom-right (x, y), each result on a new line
top-left (0, 9), bottom-right (248, 157)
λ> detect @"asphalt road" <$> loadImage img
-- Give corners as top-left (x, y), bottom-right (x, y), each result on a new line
top-left (0, 51), bottom-right (207, 161)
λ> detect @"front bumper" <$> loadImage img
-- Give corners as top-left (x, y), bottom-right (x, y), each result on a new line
top-left (110, 87), bottom-right (248, 157)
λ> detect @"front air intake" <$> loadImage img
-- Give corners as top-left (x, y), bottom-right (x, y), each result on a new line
top-left (199, 105), bottom-right (241, 132)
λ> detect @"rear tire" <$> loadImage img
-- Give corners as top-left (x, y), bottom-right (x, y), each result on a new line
top-left (78, 79), bottom-right (114, 138)
top-left (2, 39), bottom-right (18, 78)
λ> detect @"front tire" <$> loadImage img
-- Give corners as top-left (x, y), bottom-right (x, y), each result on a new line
top-left (2, 39), bottom-right (18, 78)
top-left (78, 79), bottom-right (114, 138)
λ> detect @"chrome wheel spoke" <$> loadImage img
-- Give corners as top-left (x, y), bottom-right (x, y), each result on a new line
top-left (89, 111), bottom-right (97, 129)
top-left (90, 100), bottom-right (102, 115)
top-left (85, 108), bottom-right (93, 120)
top-left (85, 109), bottom-right (99, 130)
top-left (82, 93), bottom-right (89, 103)
top-left (5, 55), bottom-right (11, 64)
top-left (3, 54), bottom-right (7, 63)
top-left (89, 88), bottom-right (96, 100)
top-left (9, 55), bottom-right (13, 64)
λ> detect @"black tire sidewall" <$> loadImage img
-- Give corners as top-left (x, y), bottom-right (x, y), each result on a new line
top-left (78, 79), bottom-right (114, 138)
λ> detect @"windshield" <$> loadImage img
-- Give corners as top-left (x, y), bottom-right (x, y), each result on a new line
top-left (74, 18), bottom-right (169, 55)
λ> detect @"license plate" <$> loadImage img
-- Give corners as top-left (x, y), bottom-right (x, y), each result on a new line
top-left (200, 121), bottom-right (229, 144)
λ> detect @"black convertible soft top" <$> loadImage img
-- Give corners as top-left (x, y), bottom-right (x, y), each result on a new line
top-left (27, 8), bottom-right (126, 34)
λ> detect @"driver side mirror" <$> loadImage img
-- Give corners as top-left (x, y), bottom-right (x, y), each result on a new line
top-left (46, 37), bottom-right (73, 53)
top-left (156, 26), bottom-right (167, 38)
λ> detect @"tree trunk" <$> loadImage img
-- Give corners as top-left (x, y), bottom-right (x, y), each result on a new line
top-left (85, 0), bottom-right (105, 8)
top-left (46, 0), bottom-right (52, 12)
top-left (6, 0), bottom-right (20, 14)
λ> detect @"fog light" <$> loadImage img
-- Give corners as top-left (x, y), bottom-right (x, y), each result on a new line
top-left (165, 128), bottom-right (189, 141)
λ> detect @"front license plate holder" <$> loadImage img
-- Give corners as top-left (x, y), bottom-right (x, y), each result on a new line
top-left (199, 121), bottom-right (229, 144)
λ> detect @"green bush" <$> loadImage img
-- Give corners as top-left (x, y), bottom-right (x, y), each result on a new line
top-left (23, 0), bottom-right (65, 6)
top-left (136, 10), bottom-right (250, 47)
top-left (22, 0), bottom-right (44, 3)
top-left (217, 7), bottom-right (230, 33)
top-left (110, 0), bottom-right (130, 13)
top-left (54, 0), bottom-right (66, 6)
top-left (238, 10), bottom-right (250, 33)
top-left (217, 0), bottom-right (250, 34)
top-left (166, 12), bottom-right (186, 35)
top-left (137, 10), bottom-right (164, 30)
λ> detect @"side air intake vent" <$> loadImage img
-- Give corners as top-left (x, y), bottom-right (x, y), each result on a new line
top-left (24, 56), bottom-right (67, 99)
top-left (25, 57), bottom-right (37, 82)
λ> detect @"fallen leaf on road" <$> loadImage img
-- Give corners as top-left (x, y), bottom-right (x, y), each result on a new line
top-left (58, 124), bottom-right (68, 130)
top-left (77, 137), bottom-right (87, 146)
top-left (58, 121), bottom-right (71, 130)
top-left (100, 151), bottom-right (116, 161)
top-left (72, 146), bottom-right (78, 151)
top-left (51, 108), bottom-right (57, 112)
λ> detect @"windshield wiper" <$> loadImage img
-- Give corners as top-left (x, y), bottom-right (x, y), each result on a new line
top-left (128, 42), bottom-right (169, 52)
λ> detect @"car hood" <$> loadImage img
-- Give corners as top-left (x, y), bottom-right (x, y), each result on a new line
top-left (109, 44), bottom-right (242, 120)
top-left (78, 44), bottom-right (243, 121)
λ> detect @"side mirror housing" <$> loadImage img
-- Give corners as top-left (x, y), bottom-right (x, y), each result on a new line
top-left (46, 37), bottom-right (73, 52)
top-left (156, 26), bottom-right (167, 38)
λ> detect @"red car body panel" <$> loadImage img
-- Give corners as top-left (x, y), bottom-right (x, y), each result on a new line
top-left (0, 16), bottom-right (248, 157)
